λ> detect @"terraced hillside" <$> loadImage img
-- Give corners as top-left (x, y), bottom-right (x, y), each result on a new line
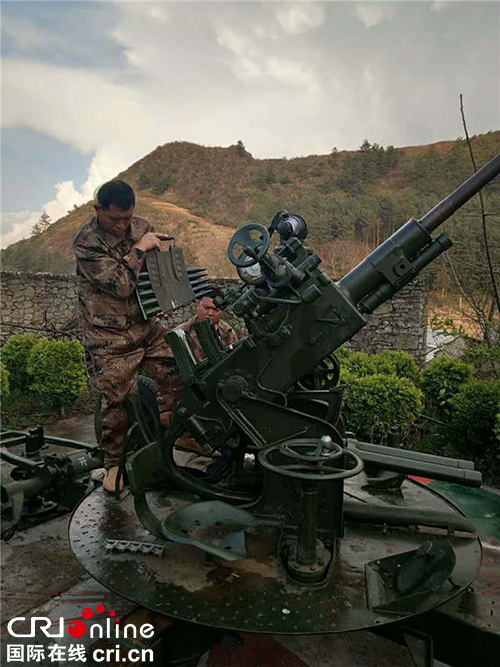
top-left (2, 131), bottom-right (498, 277)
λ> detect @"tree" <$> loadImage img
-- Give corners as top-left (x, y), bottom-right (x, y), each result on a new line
top-left (236, 140), bottom-right (247, 157)
top-left (329, 147), bottom-right (339, 164)
top-left (39, 212), bottom-right (51, 231)
top-left (30, 221), bottom-right (42, 236)
top-left (31, 212), bottom-right (51, 236)
top-left (443, 96), bottom-right (500, 347)
top-left (265, 166), bottom-right (277, 184)
top-left (378, 194), bottom-right (397, 236)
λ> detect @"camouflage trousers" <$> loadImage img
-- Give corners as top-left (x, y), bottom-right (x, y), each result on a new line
top-left (87, 319), bottom-right (182, 468)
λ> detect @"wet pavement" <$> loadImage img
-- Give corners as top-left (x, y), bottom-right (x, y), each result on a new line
top-left (0, 415), bottom-right (472, 666)
top-left (1, 416), bottom-right (100, 625)
top-left (44, 413), bottom-right (97, 446)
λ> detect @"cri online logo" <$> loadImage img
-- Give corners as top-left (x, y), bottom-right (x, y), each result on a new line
top-left (8, 605), bottom-right (154, 640)
top-left (69, 605), bottom-right (117, 638)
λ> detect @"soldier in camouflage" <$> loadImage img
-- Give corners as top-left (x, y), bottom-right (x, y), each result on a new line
top-left (170, 287), bottom-right (239, 460)
top-left (73, 180), bottom-right (179, 492)
top-left (180, 288), bottom-right (238, 363)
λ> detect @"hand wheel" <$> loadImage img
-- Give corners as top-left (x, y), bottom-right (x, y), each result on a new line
top-left (227, 224), bottom-right (270, 267)
top-left (259, 437), bottom-right (364, 481)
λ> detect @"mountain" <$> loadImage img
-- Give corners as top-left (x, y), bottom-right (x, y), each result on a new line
top-left (2, 131), bottom-right (499, 277)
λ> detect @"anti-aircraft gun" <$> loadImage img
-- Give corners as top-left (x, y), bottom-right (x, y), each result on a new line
top-left (70, 154), bottom-right (500, 665)
top-left (124, 154), bottom-right (499, 508)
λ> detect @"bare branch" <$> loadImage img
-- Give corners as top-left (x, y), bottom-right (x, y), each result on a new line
top-left (444, 254), bottom-right (486, 327)
top-left (460, 94), bottom-right (500, 319)
top-left (452, 257), bottom-right (500, 273)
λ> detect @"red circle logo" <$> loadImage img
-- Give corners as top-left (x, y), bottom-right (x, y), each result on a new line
top-left (97, 604), bottom-right (105, 613)
top-left (68, 620), bottom-right (87, 638)
top-left (82, 608), bottom-right (93, 620)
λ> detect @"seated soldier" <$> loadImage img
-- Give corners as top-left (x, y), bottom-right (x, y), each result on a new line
top-left (170, 288), bottom-right (239, 463)
top-left (179, 287), bottom-right (238, 362)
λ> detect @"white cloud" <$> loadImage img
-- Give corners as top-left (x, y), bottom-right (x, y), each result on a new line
top-left (354, 3), bottom-right (391, 28)
top-left (1, 211), bottom-right (41, 248)
top-left (253, 24), bottom-right (280, 42)
top-left (1, 150), bottom-right (129, 248)
top-left (431, 2), bottom-right (451, 13)
top-left (44, 181), bottom-right (87, 223)
top-left (145, 5), bottom-right (170, 25)
top-left (2, 0), bottom-right (498, 244)
top-left (39, 144), bottom-right (143, 229)
top-left (2, 16), bottom-right (52, 51)
top-left (2, 55), bottom-right (167, 227)
top-left (2, 59), bottom-right (144, 154)
top-left (108, 3), bottom-right (177, 77)
top-left (216, 26), bottom-right (248, 57)
top-left (276, 3), bottom-right (325, 35)
top-left (213, 22), bottom-right (318, 89)
top-left (266, 57), bottom-right (318, 90)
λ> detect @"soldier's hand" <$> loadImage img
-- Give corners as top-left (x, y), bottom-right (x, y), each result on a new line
top-left (157, 311), bottom-right (174, 320)
top-left (159, 410), bottom-right (174, 428)
top-left (134, 232), bottom-right (173, 252)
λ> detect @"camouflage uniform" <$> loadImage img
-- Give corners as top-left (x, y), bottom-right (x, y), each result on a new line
top-left (180, 315), bottom-right (238, 363)
top-left (174, 314), bottom-right (239, 453)
top-left (73, 215), bottom-right (179, 468)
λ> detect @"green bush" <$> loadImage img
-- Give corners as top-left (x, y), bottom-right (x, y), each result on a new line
top-left (338, 348), bottom-right (419, 383)
top-left (1, 333), bottom-right (39, 392)
top-left (464, 344), bottom-right (500, 380)
top-left (1, 361), bottom-right (10, 399)
top-left (152, 178), bottom-right (170, 195)
top-left (420, 356), bottom-right (473, 417)
top-left (343, 374), bottom-right (423, 443)
top-left (335, 346), bottom-right (353, 362)
top-left (339, 351), bottom-right (378, 380)
top-left (377, 350), bottom-right (420, 383)
top-left (27, 338), bottom-right (87, 411)
top-left (451, 380), bottom-right (500, 450)
top-left (494, 404), bottom-right (500, 443)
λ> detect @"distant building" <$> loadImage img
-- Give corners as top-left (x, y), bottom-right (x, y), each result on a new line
top-left (425, 330), bottom-right (466, 364)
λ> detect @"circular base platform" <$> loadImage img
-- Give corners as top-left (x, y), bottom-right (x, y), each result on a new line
top-left (70, 478), bottom-right (481, 634)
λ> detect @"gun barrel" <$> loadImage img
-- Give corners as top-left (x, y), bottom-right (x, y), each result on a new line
top-left (343, 501), bottom-right (476, 532)
top-left (353, 447), bottom-right (482, 487)
top-left (338, 153), bottom-right (500, 308)
top-left (353, 440), bottom-right (475, 470)
top-left (419, 152), bottom-right (500, 233)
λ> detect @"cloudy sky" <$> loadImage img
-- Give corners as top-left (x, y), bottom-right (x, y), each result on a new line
top-left (1, 0), bottom-right (499, 248)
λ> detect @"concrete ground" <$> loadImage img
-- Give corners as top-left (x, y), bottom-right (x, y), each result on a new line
top-left (1, 415), bottom-right (454, 666)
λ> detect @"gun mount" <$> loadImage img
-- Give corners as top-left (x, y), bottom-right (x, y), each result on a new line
top-left (69, 154), bottom-right (500, 662)
top-left (126, 154), bottom-right (499, 502)
top-left (1, 425), bottom-right (104, 538)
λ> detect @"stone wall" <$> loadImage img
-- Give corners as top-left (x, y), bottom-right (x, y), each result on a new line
top-left (348, 281), bottom-right (429, 363)
top-left (1, 272), bottom-right (81, 344)
top-left (0, 272), bottom-right (428, 364)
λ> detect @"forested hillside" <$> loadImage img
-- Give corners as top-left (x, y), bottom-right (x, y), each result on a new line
top-left (2, 131), bottom-right (499, 282)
